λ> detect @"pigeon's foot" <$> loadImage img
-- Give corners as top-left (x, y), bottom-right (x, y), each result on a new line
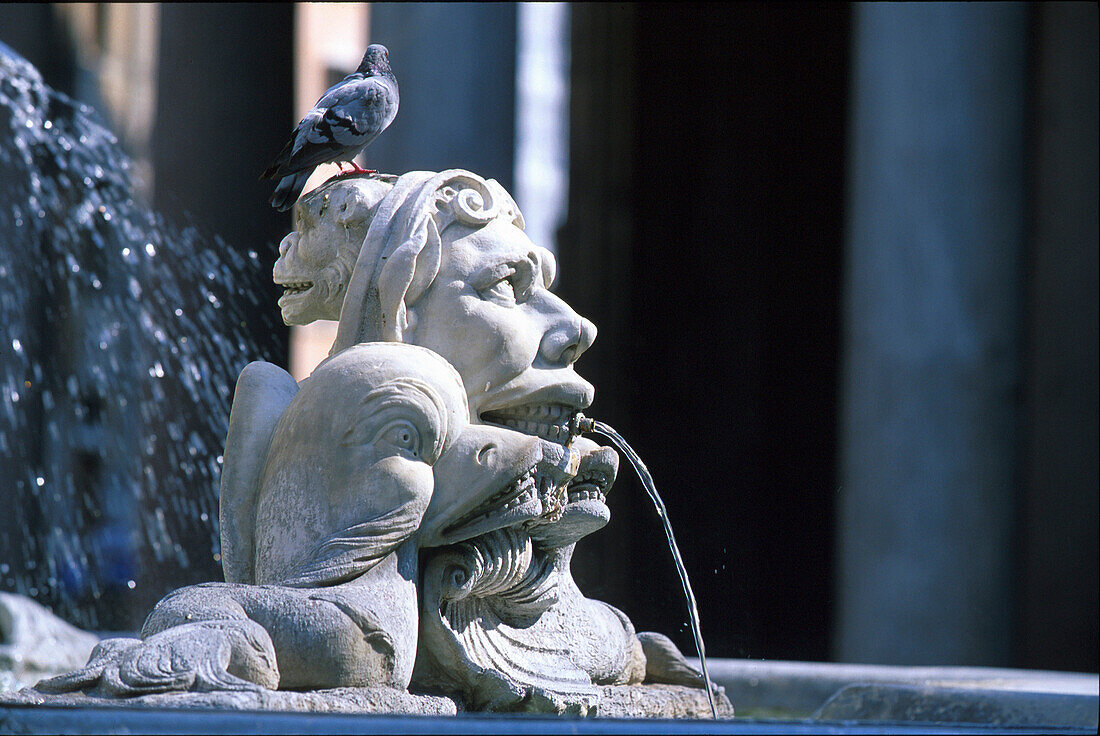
top-left (328, 165), bottom-right (378, 182)
top-left (333, 162), bottom-right (374, 176)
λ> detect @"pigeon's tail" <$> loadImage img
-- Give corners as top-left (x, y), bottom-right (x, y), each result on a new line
top-left (270, 170), bottom-right (312, 212)
top-left (261, 137), bottom-right (295, 180)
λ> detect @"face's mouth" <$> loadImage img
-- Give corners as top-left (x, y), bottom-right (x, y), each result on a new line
top-left (277, 280), bottom-right (314, 301)
top-left (480, 403), bottom-right (575, 443)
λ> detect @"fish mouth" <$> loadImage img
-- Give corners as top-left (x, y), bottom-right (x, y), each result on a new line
top-left (437, 462), bottom-right (556, 544)
top-left (566, 467), bottom-right (611, 506)
top-left (527, 443), bottom-right (617, 549)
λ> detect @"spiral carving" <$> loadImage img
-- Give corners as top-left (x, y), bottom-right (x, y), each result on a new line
top-left (440, 528), bottom-right (527, 599)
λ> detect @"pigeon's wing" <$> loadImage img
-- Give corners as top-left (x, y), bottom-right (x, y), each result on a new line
top-left (279, 77), bottom-right (395, 175)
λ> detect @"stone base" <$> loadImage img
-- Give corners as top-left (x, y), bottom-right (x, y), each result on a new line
top-left (598, 684), bottom-right (734, 719)
top-left (2, 683), bottom-right (731, 719)
top-left (0, 686), bottom-right (459, 716)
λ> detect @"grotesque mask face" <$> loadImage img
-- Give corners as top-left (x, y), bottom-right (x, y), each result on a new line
top-left (273, 177), bottom-right (391, 326)
top-left (406, 217), bottom-right (598, 441)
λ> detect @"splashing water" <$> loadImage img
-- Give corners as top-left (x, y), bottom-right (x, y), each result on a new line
top-left (574, 415), bottom-right (719, 719)
top-left (0, 43), bottom-right (285, 630)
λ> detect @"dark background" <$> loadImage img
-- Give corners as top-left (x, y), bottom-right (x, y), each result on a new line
top-left (557, 3), bottom-right (850, 664)
top-left (1, 3), bottom-right (1095, 673)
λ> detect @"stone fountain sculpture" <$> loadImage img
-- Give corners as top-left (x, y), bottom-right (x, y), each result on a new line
top-left (16, 170), bottom-right (732, 718)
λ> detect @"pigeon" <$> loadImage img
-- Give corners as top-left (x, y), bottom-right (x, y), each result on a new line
top-left (262, 44), bottom-right (399, 212)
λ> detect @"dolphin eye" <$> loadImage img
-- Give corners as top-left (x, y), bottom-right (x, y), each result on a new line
top-left (377, 420), bottom-right (421, 458)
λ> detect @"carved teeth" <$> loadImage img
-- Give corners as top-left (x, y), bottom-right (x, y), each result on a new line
top-left (503, 485), bottom-right (537, 510)
top-left (441, 465), bottom-right (543, 535)
top-left (279, 281), bottom-right (313, 295)
top-left (566, 471), bottom-right (609, 505)
top-left (480, 404), bottom-right (574, 443)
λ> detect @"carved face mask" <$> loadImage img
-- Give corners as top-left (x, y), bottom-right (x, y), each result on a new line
top-left (273, 178), bottom-right (391, 325)
top-left (407, 217), bottom-right (598, 438)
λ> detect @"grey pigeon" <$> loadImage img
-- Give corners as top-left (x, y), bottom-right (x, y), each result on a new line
top-left (262, 44), bottom-right (398, 211)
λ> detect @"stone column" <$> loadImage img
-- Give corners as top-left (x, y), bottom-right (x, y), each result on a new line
top-left (836, 3), bottom-right (1028, 665)
top-left (1019, 2), bottom-right (1099, 672)
top-left (366, 3), bottom-right (517, 192)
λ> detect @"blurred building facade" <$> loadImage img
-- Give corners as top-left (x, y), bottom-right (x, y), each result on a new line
top-left (0, 2), bottom-right (1095, 672)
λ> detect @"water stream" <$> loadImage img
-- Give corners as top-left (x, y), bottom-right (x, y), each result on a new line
top-left (1, 41), bottom-right (285, 631)
top-left (575, 416), bottom-right (719, 719)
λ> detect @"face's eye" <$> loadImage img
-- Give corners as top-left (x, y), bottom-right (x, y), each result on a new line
top-left (376, 420), bottom-right (421, 458)
top-left (479, 273), bottom-right (518, 306)
top-left (473, 260), bottom-right (536, 307)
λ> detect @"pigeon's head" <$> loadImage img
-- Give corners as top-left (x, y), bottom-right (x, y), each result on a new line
top-left (359, 44), bottom-right (393, 77)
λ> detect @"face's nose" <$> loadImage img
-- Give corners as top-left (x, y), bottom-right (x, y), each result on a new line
top-left (277, 231), bottom-right (297, 258)
top-left (536, 292), bottom-right (598, 367)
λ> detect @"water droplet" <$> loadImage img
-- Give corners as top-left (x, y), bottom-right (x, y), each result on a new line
top-left (145, 242), bottom-right (156, 257)
top-left (36, 476), bottom-right (45, 487)
top-left (127, 580), bottom-right (137, 590)
top-left (11, 338), bottom-right (22, 353)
